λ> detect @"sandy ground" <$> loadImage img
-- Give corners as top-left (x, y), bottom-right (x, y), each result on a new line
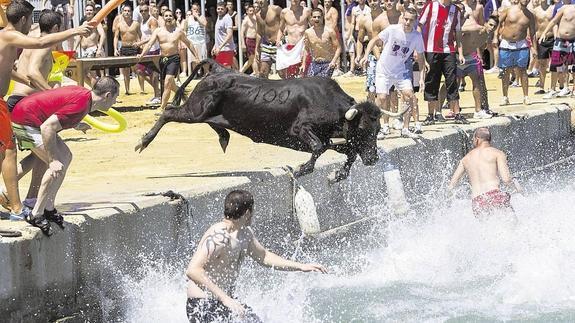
top-left (1, 72), bottom-right (574, 231)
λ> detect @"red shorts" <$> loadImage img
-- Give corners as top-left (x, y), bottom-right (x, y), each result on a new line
top-left (472, 189), bottom-right (512, 217)
top-left (215, 50), bottom-right (235, 67)
top-left (0, 98), bottom-right (15, 152)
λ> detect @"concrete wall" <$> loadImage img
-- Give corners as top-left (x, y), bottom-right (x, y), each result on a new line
top-left (0, 104), bottom-right (571, 322)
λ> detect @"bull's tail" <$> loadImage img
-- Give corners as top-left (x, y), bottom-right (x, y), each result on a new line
top-left (171, 59), bottom-right (226, 107)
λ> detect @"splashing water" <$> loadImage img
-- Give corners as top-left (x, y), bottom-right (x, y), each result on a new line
top-left (120, 164), bottom-right (575, 322)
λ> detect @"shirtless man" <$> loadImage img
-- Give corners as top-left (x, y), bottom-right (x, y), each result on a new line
top-left (302, 8), bottom-right (341, 77)
top-left (134, 2), bottom-right (160, 104)
top-left (76, 3), bottom-right (106, 85)
top-left (276, 0), bottom-right (311, 78)
top-left (449, 127), bottom-right (522, 218)
top-left (497, 0), bottom-right (536, 106)
top-left (185, 190), bottom-right (327, 322)
top-left (459, 16), bottom-right (499, 119)
top-left (6, 10), bottom-right (62, 210)
top-left (0, 0), bottom-right (90, 225)
top-left (348, 0), bottom-right (371, 76)
top-left (139, 9), bottom-right (199, 111)
top-left (255, 0), bottom-right (282, 78)
top-left (114, 4), bottom-right (141, 95)
top-left (324, 0), bottom-right (339, 30)
top-left (531, 0), bottom-right (554, 95)
top-left (540, 1), bottom-right (575, 97)
top-left (240, 4), bottom-right (258, 74)
top-left (356, 0), bottom-right (385, 102)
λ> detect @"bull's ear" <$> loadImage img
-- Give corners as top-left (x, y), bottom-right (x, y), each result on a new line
top-left (345, 108), bottom-right (358, 120)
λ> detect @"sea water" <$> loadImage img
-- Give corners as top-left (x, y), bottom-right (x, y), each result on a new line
top-left (115, 162), bottom-right (575, 323)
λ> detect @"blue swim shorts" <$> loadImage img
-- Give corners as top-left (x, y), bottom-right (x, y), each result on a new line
top-left (498, 47), bottom-right (529, 69)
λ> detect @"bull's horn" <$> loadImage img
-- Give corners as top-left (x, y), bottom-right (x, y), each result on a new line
top-left (380, 106), bottom-right (411, 118)
top-left (345, 108), bottom-right (358, 120)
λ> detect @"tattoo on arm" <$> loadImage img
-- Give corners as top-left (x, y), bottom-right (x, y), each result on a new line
top-left (204, 228), bottom-right (231, 256)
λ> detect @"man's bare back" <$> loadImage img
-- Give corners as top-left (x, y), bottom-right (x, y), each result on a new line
top-left (11, 47), bottom-right (52, 96)
top-left (187, 222), bottom-right (251, 298)
top-left (461, 146), bottom-right (508, 197)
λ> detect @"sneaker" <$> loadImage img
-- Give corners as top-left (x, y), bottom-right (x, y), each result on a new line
top-left (557, 87), bottom-right (572, 97)
top-left (511, 81), bottom-right (520, 87)
top-left (485, 67), bottom-right (500, 74)
top-left (44, 209), bottom-right (65, 229)
top-left (392, 118), bottom-right (403, 130)
top-left (401, 128), bottom-right (421, 139)
top-left (24, 213), bottom-right (53, 236)
top-left (473, 110), bottom-right (493, 119)
top-left (454, 114), bottom-right (470, 124)
top-left (523, 96), bottom-right (531, 105)
top-left (422, 115), bottom-right (435, 126)
top-left (543, 90), bottom-right (558, 99)
top-left (500, 96), bottom-right (510, 106)
top-left (441, 102), bottom-right (449, 110)
top-left (146, 97), bottom-right (161, 105)
top-left (527, 70), bottom-right (540, 78)
top-left (377, 125), bottom-right (390, 139)
top-left (459, 84), bottom-right (465, 92)
top-left (414, 122), bottom-right (423, 134)
top-left (535, 80), bottom-right (542, 88)
top-left (9, 206), bottom-right (31, 221)
top-left (483, 109), bottom-right (499, 117)
top-left (435, 113), bottom-right (447, 122)
top-left (534, 89), bottom-right (546, 95)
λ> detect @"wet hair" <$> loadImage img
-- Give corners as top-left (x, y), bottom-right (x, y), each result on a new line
top-left (488, 14), bottom-right (499, 25)
top-left (474, 127), bottom-right (491, 142)
top-left (6, 0), bottom-right (34, 25)
top-left (93, 76), bottom-right (120, 96)
top-left (224, 190), bottom-right (254, 219)
top-left (39, 10), bottom-right (62, 33)
top-left (217, 1), bottom-right (227, 8)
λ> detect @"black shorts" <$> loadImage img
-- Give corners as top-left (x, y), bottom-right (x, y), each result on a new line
top-left (186, 298), bottom-right (262, 323)
top-left (120, 45), bottom-right (140, 56)
top-left (424, 52), bottom-right (459, 102)
top-left (160, 54), bottom-right (181, 77)
top-left (537, 37), bottom-right (554, 59)
top-left (6, 95), bottom-right (25, 113)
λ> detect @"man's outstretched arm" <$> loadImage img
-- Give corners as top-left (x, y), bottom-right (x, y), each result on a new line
top-left (248, 229), bottom-right (327, 273)
top-left (448, 160), bottom-right (466, 190)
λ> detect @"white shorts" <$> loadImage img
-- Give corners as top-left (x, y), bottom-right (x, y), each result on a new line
top-left (375, 75), bottom-right (413, 95)
top-left (189, 42), bottom-right (208, 61)
top-left (12, 123), bottom-right (43, 150)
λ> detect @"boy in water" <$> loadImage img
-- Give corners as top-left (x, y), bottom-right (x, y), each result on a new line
top-left (186, 190), bottom-right (327, 322)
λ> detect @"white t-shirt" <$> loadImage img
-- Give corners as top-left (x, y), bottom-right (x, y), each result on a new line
top-left (215, 14), bottom-right (236, 51)
top-left (352, 5), bottom-right (371, 18)
top-left (376, 24), bottom-right (424, 79)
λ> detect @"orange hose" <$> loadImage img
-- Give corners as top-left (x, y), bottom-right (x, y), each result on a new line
top-left (89, 0), bottom-right (124, 26)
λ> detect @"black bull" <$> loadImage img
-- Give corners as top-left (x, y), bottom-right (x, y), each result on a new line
top-left (136, 59), bottom-right (383, 182)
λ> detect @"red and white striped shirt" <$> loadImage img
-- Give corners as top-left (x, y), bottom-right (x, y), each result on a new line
top-left (419, 0), bottom-right (462, 53)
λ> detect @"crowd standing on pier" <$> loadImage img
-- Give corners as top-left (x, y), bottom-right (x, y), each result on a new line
top-left (0, 0), bottom-right (567, 319)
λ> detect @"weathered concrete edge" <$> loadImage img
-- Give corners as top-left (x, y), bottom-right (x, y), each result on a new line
top-left (0, 104), bottom-right (571, 321)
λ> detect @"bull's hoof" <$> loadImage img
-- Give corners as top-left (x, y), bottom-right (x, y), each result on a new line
top-left (135, 139), bottom-right (148, 153)
top-left (328, 170), bottom-right (349, 184)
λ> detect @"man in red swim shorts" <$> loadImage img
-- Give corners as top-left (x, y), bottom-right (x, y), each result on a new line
top-left (448, 127), bottom-right (523, 218)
